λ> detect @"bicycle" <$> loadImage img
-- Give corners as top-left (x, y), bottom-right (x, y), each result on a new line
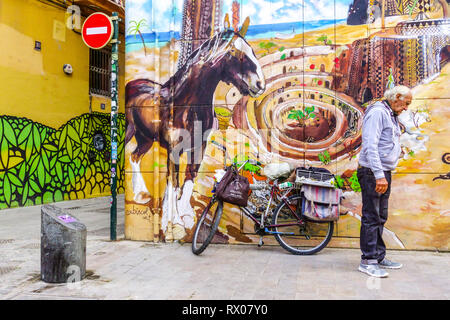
top-left (191, 142), bottom-right (335, 256)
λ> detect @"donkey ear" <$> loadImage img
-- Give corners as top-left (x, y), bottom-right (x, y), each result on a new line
top-left (224, 13), bottom-right (231, 30)
top-left (239, 17), bottom-right (250, 37)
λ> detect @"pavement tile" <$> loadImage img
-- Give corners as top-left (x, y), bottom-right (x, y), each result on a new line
top-left (1, 195), bottom-right (449, 300)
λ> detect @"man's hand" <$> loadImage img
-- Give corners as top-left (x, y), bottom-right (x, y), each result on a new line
top-left (375, 178), bottom-right (389, 194)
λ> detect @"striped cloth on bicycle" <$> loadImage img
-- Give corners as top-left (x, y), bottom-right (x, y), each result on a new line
top-left (302, 184), bottom-right (341, 222)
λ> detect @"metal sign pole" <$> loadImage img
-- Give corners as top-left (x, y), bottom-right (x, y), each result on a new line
top-left (110, 12), bottom-right (119, 241)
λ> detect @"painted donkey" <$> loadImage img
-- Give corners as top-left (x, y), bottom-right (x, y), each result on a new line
top-left (125, 17), bottom-right (265, 236)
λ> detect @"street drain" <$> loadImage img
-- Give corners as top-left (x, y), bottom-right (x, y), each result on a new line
top-left (0, 239), bottom-right (14, 245)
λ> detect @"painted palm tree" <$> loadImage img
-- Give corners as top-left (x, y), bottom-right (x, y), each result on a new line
top-left (128, 19), bottom-right (149, 56)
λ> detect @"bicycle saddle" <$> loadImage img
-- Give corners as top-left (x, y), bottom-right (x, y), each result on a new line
top-left (263, 162), bottom-right (293, 180)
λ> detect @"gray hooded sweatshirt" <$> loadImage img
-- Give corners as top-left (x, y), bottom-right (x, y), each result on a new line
top-left (358, 100), bottom-right (402, 180)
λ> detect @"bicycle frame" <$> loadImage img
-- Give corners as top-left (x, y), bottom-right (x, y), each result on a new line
top-left (241, 182), bottom-right (303, 230)
top-left (209, 144), bottom-right (309, 234)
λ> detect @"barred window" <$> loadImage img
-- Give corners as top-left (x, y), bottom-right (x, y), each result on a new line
top-left (89, 48), bottom-right (111, 97)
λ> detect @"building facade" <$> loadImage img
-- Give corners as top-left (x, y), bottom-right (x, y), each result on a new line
top-left (0, 0), bottom-right (126, 208)
top-left (124, 0), bottom-right (450, 251)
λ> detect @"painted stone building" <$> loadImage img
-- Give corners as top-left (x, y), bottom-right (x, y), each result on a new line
top-left (336, 19), bottom-right (450, 103)
top-left (347, 0), bottom-right (443, 25)
top-left (0, 0), bottom-right (126, 209)
top-left (178, 0), bottom-right (223, 68)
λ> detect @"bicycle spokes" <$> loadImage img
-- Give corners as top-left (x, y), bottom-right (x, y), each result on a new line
top-left (272, 195), bottom-right (334, 255)
top-left (299, 225), bottom-right (311, 240)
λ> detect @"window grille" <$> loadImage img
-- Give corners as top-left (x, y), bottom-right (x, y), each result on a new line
top-left (89, 48), bottom-right (111, 97)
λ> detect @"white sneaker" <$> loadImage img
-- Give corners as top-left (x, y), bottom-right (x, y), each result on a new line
top-left (358, 263), bottom-right (389, 278)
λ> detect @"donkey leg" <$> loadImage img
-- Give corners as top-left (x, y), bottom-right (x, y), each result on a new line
top-left (129, 134), bottom-right (153, 204)
top-left (175, 152), bottom-right (201, 231)
top-left (176, 178), bottom-right (196, 230)
top-left (176, 133), bottom-right (208, 230)
top-left (161, 136), bottom-right (186, 240)
top-left (126, 108), bottom-right (150, 203)
top-left (130, 155), bottom-right (151, 204)
top-left (162, 162), bottom-right (181, 240)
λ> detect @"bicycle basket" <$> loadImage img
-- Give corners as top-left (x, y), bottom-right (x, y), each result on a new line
top-left (296, 167), bottom-right (334, 182)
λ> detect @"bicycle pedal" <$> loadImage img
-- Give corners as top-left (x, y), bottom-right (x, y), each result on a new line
top-left (258, 237), bottom-right (264, 247)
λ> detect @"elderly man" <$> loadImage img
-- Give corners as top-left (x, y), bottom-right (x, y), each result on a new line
top-left (357, 85), bottom-right (412, 278)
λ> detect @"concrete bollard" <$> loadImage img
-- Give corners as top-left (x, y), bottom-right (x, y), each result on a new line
top-left (41, 205), bottom-right (87, 283)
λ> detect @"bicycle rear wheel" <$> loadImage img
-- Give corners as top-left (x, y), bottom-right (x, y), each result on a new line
top-left (191, 197), bottom-right (224, 255)
top-left (272, 194), bottom-right (334, 255)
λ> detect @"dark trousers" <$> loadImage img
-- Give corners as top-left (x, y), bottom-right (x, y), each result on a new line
top-left (357, 166), bottom-right (392, 264)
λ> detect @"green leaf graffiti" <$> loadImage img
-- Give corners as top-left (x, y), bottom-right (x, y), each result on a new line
top-left (2, 119), bottom-right (17, 145)
top-left (0, 113), bottom-right (126, 209)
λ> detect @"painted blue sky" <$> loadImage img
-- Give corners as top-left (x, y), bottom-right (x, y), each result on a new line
top-left (126, 0), bottom-right (354, 35)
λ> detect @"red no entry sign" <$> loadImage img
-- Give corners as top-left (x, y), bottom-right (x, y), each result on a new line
top-left (82, 12), bottom-right (114, 49)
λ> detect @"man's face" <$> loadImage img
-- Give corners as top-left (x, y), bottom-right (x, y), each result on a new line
top-left (390, 92), bottom-right (412, 116)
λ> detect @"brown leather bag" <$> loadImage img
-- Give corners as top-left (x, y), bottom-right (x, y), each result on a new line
top-left (215, 167), bottom-right (250, 207)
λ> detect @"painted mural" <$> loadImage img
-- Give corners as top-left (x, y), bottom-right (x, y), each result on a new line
top-left (0, 113), bottom-right (125, 209)
top-left (0, 0), bottom-right (128, 210)
top-left (125, 0), bottom-right (450, 250)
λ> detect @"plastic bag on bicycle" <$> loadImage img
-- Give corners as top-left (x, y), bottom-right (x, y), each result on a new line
top-left (215, 167), bottom-right (250, 207)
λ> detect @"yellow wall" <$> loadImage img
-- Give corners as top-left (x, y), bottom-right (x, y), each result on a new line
top-left (0, 0), bottom-right (125, 128)
top-left (0, 0), bottom-right (126, 208)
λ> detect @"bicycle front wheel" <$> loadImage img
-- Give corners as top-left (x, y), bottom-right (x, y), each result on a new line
top-left (272, 194), bottom-right (334, 255)
top-left (191, 197), bottom-right (224, 255)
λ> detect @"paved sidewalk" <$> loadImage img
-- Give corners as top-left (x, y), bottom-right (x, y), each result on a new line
top-left (0, 196), bottom-right (449, 300)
